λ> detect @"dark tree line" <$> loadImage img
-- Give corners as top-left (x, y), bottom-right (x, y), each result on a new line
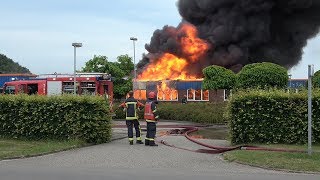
top-left (0, 54), bottom-right (31, 74)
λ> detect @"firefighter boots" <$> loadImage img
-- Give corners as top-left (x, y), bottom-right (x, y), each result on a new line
top-left (149, 141), bottom-right (158, 146)
top-left (136, 140), bottom-right (144, 144)
top-left (129, 140), bottom-right (134, 145)
top-left (145, 139), bottom-right (150, 146)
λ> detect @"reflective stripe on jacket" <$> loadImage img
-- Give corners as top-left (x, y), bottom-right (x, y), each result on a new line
top-left (120, 97), bottom-right (144, 120)
top-left (125, 102), bottom-right (138, 120)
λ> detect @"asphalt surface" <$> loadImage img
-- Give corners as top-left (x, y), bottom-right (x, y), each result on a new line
top-left (0, 121), bottom-right (319, 180)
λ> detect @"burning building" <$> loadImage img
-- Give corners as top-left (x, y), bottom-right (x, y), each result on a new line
top-left (134, 23), bottom-right (226, 102)
top-left (133, 80), bottom-right (228, 103)
top-left (134, 0), bottom-right (320, 102)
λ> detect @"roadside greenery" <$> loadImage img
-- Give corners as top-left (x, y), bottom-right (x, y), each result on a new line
top-left (228, 89), bottom-right (320, 144)
top-left (0, 138), bottom-right (85, 160)
top-left (224, 144), bottom-right (320, 172)
top-left (0, 95), bottom-right (112, 144)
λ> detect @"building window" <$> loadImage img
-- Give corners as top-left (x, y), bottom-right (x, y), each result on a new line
top-left (188, 89), bottom-right (195, 100)
top-left (157, 89), bottom-right (178, 101)
top-left (134, 90), bottom-right (147, 100)
top-left (187, 89), bottom-right (209, 101)
top-left (202, 90), bottom-right (209, 101)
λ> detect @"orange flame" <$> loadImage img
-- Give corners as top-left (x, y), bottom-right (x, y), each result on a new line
top-left (179, 23), bottom-right (210, 62)
top-left (138, 23), bottom-right (209, 81)
top-left (136, 24), bottom-right (209, 101)
top-left (157, 81), bottom-right (178, 101)
top-left (137, 53), bottom-right (197, 81)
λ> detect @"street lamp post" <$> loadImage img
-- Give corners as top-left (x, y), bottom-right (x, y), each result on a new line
top-left (130, 37), bottom-right (138, 80)
top-left (72, 43), bottom-right (82, 95)
top-left (308, 65), bottom-right (314, 155)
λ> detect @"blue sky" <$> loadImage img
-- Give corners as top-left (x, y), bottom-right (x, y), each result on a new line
top-left (0, 0), bottom-right (319, 78)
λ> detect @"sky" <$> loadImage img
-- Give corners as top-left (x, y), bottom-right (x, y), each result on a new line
top-left (0, 0), bottom-right (319, 79)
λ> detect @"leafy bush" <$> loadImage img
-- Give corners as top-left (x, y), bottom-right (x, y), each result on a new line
top-left (228, 89), bottom-right (320, 144)
top-left (158, 103), bottom-right (227, 124)
top-left (313, 70), bottom-right (320, 88)
top-left (203, 65), bottom-right (237, 90)
top-left (237, 62), bottom-right (288, 89)
top-left (113, 102), bottom-right (227, 124)
top-left (0, 95), bottom-right (112, 144)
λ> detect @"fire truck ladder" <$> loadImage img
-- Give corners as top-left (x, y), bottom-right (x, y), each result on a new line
top-left (37, 73), bottom-right (111, 79)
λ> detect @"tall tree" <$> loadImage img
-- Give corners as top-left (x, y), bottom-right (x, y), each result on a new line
top-left (82, 55), bottom-right (109, 73)
top-left (116, 54), bottom-right (134, 76)
top-left (0, 54), bottom-right (31, 74)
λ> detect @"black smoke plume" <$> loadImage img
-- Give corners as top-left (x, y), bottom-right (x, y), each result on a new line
top-left (137, 0), bottom-right (320, 77)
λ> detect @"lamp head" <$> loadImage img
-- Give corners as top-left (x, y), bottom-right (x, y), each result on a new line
top-left (130, 37), bottom-right (137, 41)
top-left (72, 43), bottom-right (83, 47)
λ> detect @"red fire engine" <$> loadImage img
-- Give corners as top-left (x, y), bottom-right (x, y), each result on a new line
top-left (2, 73), bottom-right (113, 100)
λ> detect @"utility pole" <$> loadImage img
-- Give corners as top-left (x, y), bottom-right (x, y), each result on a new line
top-left (308, 64), bottom-right (314, 155)
top-left (72, 43), bottom-right (83, 95)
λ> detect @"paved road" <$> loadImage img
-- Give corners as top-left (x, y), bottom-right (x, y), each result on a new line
top-left (0, 121), bottom-right (319, 180)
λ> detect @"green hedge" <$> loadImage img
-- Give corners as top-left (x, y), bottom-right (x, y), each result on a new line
top-left (113, 102), bottom-right (227, 124)
top-left (0, 95), bottom-right (112, 144)
top-left (228, 90), bottom-right (320, 144)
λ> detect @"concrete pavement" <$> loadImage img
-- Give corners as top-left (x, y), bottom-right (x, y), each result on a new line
top-left (0, 120), bottom-right (319, 180)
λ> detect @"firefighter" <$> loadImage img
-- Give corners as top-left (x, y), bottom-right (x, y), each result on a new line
top-left (119, 91), bottom-right (144, 145)
top-left (144, 91), bottom-right (159, 146)
top-left (181, 94), bottom-right (187, 104)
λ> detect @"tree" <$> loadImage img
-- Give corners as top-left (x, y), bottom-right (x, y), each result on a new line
top-left (313, 70), bottom-right (320, 88)
top-left (82, 55), bottom-right (134, 99)
top-left (203, 65), bottom-right (237, 90)
top-left (0, 54), bottom-right (31, 74)
top-left (82, 55), bottom-right (109, 73)
top-left (116, 54), bottom-right (134, 76)
top-left (237, 62), bottom-right (288, 89)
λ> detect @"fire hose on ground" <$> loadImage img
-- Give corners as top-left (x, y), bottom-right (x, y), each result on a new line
top-left (113, 124), bottom-right (307, 154)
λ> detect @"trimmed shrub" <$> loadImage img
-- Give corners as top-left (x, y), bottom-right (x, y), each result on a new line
top-left (203, 65), bottom-right (237, 90)
top-left (0, 95), bottom-right (112, 144)
top-left (158, 102), bottom-right (227, 124)
top-left (114, 102), bottom-right (227, 124)
top-left (237, 62), bottom-right (288, 89)
top-left (313, 70), bottom-right (320, 88)
top-left (228, 89), bottom-right (320, 144)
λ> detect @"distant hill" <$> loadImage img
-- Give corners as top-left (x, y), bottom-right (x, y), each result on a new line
top-left (0, 54), bottom-right (31, 74)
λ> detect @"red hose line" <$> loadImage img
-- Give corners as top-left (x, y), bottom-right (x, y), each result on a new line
top-left (184, 127), bottom-right (306, 153)
top-left (114, 123), bottom-right (307, 154)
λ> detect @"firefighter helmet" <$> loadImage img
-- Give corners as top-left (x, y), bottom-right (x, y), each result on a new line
top-left (148, 92), bottom-right (156, 99)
